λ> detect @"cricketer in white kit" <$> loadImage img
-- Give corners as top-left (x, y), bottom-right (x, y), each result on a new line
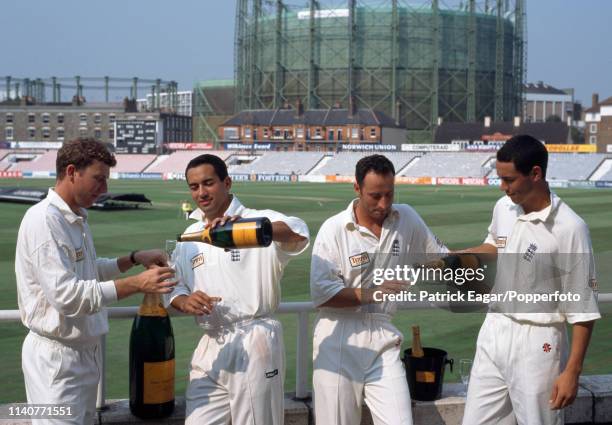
top-left (310, 154), bottom-right (448, 425)
top-left (460, 135), bottom-right (600, 425)
top-left (166, 154), bottom-right (309, 425)
top-left (15, 139), bottom-right (175, 425)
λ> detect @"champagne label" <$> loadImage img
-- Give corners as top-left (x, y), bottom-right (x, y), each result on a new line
top-left (231, 222), bottom-right (259, 247)
top-left (138, 302), bottom-right (168, 317)
top-left (416, 371), bottom-right (436, 383)
top-left (143, 359), bottom-right (175, 404)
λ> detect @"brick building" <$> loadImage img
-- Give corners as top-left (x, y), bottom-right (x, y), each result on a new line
top-left (218, 102), bottom-right (406, 151)
top-left (584, 93), bottom-right (612, 153)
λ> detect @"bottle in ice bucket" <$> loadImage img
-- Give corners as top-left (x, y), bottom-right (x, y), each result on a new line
top-left (403, 325), bottom-right (454, 401)
top-left (177, 217), bottom-right (273, 249)
top-left (411, 325), bottom-right (425, 357)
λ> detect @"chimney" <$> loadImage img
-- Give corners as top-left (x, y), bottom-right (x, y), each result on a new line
top-left (592, 93), bottom-right (599, 108)
top-left (395, 101), bottom-right (401, 126)
top-left (295, 98), bottom-right (304, 117)
top-left (484, 116), bottom-right (491, 128)
top-left (348, 96), bottom-right (357, 118)
top-left (513, 116), bottom-right (521, 127)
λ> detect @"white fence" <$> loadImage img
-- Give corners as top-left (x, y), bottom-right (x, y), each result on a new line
top-left (1, 295), bottom-right (611, 408)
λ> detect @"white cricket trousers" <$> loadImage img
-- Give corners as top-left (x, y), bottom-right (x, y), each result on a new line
top-left (313, 312), bottom-right (414, 425)
top-left (22, 331), bottom-right (101, 425)
top-left (185, 317), bottom-right (285, 425)
top-left (463, 314), bottom-right (568, 425)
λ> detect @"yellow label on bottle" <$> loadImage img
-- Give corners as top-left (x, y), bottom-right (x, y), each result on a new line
top-left (201, 229), bottom-right (212, 244)
top-left (416, 371), bottom-right (436, 383)
top-left (232, 222), bottom-right (259, 247)
top-left (138, 302), bottom-right (168, 317)
top-left (143, 359), bottom-right (175, 404)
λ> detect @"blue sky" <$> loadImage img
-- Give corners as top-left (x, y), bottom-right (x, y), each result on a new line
top-left (1, 0), bottom-right (610, 105)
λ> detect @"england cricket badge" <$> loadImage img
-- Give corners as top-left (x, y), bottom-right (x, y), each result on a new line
top-left (542, 342), bottom-right (552, 353)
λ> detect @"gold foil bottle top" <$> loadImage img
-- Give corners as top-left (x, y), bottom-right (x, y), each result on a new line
top-left (138, 293), bottom-right (168, 317)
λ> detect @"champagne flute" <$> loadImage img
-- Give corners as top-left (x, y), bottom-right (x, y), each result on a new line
top-left (164, 240), bottom-right (178, 281)
top-left (459, 358), bottom-right (473, 397)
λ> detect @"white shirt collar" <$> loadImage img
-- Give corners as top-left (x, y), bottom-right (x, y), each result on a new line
top-left (46, 188), bottom-right (87, 223)
top-left (340, 198), bottom-right (399, 230)
top-left (188, 195), bottom-right (244, 222)
top-left (517, 192), bottom-right (560, 223)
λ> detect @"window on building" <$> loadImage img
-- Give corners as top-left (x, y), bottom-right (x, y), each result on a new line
top-left (5, 127), bottom-right (13, 140)
top-left (94, 114), bottom-right (101, 124)
top-left (263, 128), bottom-right (269, 138)
top-left (244, 127), bottom-right (252, 138)
top-left (314, 128), bottom-right (321, 138)
top-left (6, 113), bottom-right (14, 124)
top-left (109, 128), bottom-right (115, 139)
top-left (109, 114), bottom-right (116, 123)
top-left (224, 127), bottom-right (238, 140)
top-left (274, 129), bottom-right (281, 139)
top-left (79, 114), bottom-right (87, 124)
top-left (351, 127), bottom-right (359, 139)
top-left (28, 113), bottom-right (35, 123)
top-left (28, 127), bottom-right (36, 138)
top-left (57, 114), bottom-right (64, 124)
top-left (79, 127), bottom-right (88, 137)
top-left (370, 128), bottom-right (376, 138)
top-left (296, 127), bottom-right (304, 138)
top-left (94, 128), bottom-right (102, 140)
top-left (42, 113), bottom-right (50, 124)
top-left (328, 129), bottom-right (334, 140)
top-left (42, 127), bottom-right (50, 139)
top-left (589, 135), bottom-right (597, 144)
top-left (590, 123), bottom-right (598, 134)
top-left (57, 127), bottom-right (65, 140)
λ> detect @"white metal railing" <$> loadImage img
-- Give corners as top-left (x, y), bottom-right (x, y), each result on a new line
top-left (1, 294), bottom-right (611, 408)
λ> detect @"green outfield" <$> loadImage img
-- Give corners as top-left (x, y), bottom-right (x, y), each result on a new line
top-left (0, 179), bottom-right (611, 403)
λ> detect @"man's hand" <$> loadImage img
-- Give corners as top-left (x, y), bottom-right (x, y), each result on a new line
top-left (115, 266), bottom-right (176, 300)
top-left (135, 249), bottom-right (169, 268)
top-left (549, 369), bottom-right (579, 410)
top-left (172, 291), bottom-right (222, 315)
top-left (135, 266), bottom-right (177, 293)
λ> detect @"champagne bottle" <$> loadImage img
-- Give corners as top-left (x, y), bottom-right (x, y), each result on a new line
top-left (177, 217), bottom-right (273, 249)
top-left (129, 293), bottom-right (175, 419)
top-left (411, 325), bottom-right (425, 358)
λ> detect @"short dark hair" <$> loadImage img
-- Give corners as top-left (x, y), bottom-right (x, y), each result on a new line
top-left (56, 138), bottom-right (116, 179)
top-left (355, 154), bottom-right (395, 186)
top-left (496, 134), bottom-right (548, 177)
top-left (185, 154), bottom-right (229, 181)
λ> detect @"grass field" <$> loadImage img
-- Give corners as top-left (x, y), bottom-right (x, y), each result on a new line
top-left (0, 179), bottom-right (611, 403)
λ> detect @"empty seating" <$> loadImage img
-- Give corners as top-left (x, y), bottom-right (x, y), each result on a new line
top-left (488, 153), bottom-right (607, 180)
top-left (146, 150), bottom-right (231, 174)
top-left (229, 152), bottom-right (324, 175)
top-left (114, 155), bottom-right (157, 173)
top-left (10, 151), bottom-right (57, 173)
top-left (311, 152), bottom-right (418, 176)
top-left (400, 152), bottom-right (493, 177)
top-left (547, 153), bottom-right (606, 180)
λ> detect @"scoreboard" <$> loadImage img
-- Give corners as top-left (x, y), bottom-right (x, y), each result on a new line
top-left (114, 120), bottom-right (160, 154)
